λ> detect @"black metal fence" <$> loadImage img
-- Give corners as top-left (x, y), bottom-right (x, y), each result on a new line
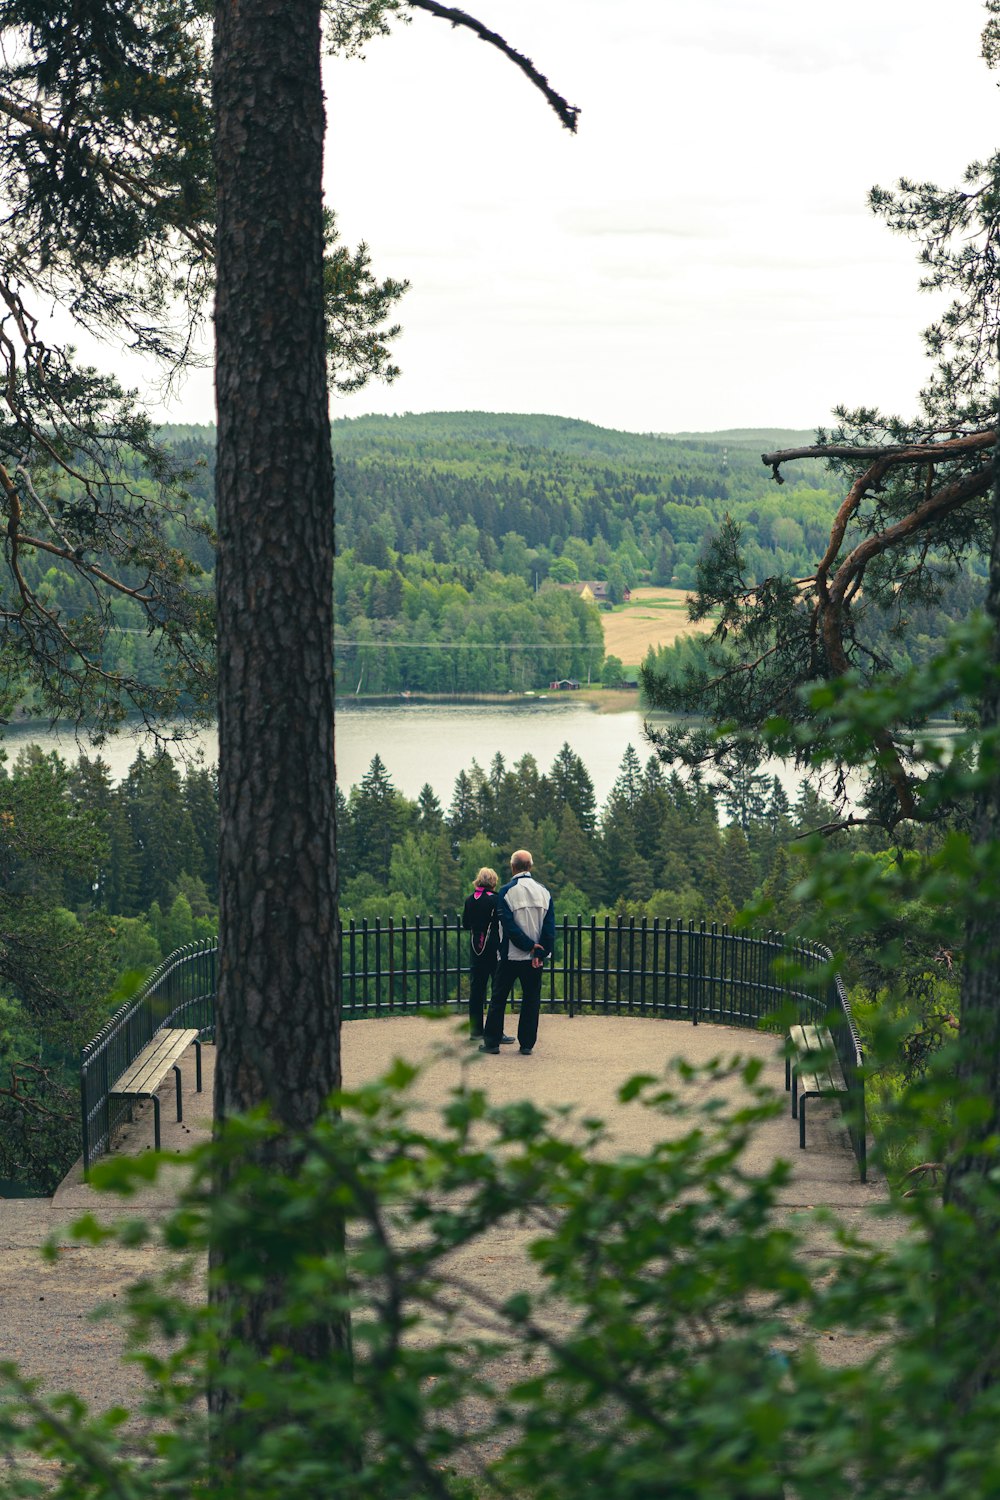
top-left (80, 917), bottom-right (865, 1178)
top-left (80, 940), bottom-right (216, 1175)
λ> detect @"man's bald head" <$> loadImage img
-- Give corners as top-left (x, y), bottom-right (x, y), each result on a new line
top-left (511, 849), bottom-right (533, 874)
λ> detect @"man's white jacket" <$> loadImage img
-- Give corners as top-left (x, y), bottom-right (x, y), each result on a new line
top-left (497, 871), bottom-right (555, 963)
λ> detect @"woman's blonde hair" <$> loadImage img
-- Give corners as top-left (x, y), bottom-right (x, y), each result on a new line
top-left (475, 867), bottom-right (499, 892)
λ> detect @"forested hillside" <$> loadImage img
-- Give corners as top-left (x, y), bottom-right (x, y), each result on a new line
top-left (20, 412), bottom-right (984, 703)
top-left (330, 410), bottom-right (833, 595)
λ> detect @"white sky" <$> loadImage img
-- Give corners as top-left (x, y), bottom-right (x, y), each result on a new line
top-left (142, 0), bottom-right (1000, 434)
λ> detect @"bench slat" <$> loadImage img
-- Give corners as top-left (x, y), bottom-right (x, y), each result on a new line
top-left (786, 1023), bottom-right (847, 1152)
top-left (112, 1028), bottom-right (199, 1096)
top-left (797, 1066), bottom-right (839, 1099)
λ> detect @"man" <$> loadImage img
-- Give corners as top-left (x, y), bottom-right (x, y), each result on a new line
top-left (480, 849), bottom-right (555, 1056)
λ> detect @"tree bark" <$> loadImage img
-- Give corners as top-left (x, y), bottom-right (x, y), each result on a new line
top-left (211, 0), bottom-right (344, 1415)
top-left (213, 0), bottom-right (339, 1132)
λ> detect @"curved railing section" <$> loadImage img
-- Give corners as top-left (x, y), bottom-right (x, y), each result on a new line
top-left (80, 939), bottom-right (217, 1175)
top-left (80, 917), bottom-right (865, 1179)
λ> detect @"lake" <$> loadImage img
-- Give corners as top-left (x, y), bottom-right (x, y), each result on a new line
top-left (0, 698), bottom-right (808, 812)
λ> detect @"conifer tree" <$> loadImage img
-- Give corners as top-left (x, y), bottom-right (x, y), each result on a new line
top-left (447, 768), bottom-right (479, 851)
top-left (416, 782), bottom-right (444, 829)
top-left (719, 762), bottom-right (771, 832)
top-left (182, 762), bottom-right (220, 902)
top-left (610, 744), bottom-right (645, 811)
top-left (349, 754), bottom-right (409, 883)
top-left (765, 776), bottom-right (792, 833)
top-left (549, 741), bottom-right (597, 835)
top-left (721, 823), bottom-right (756, 910)
top-left (121, 748), bottom-right (198, 910)
top-left (551, 803), bottom-right (602, 904)
top-left (64, 753), bottom-right (117, 911)
top-left (511, 751), bottom-right (549, 829)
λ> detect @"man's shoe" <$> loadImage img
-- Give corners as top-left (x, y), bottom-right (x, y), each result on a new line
top-left (519, 1046), bottom-right (533, 1055)
top-left (499, 1034), bottom-right (516, 1045)
top-left (478, 1042), bottom-right (500, 1054)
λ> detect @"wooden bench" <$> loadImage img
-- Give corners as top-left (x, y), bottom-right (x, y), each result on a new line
top-left (785, 1023), bottom-right (847, 1151)
top-left (110, 1028), bottom-right (203, 1151)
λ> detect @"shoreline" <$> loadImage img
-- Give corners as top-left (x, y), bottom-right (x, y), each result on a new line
top-left (335, 687), bottom-right (643, 713)
top-left (2, 690), bottom-right (642, 732)
top-left (4, 692), bottom-right (970, 736)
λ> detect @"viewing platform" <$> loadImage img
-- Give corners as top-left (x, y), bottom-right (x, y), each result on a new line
top-left (80, 918), bottom-right (866, 1181)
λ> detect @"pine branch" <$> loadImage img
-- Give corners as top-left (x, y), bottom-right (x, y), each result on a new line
top-left (815, 459), bottom-right (994, 820)
top-left (793, 815), bottom-right (882, 839)
top-left (406, 1), bottom-right (580, 131)
top-left (762, 428), bottom-right (997, 475)
top-left (0, 90), bottom-right (213, 258)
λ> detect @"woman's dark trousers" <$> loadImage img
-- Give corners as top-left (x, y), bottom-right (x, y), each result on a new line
top-left (469, 953), bottom-right (497, 1036)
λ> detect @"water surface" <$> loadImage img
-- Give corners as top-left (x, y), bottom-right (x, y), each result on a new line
top-left (2, 698), bottom-right (815, 812)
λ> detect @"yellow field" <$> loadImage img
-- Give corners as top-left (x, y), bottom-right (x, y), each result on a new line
top-left (603, 587), bottom-right (714, 668)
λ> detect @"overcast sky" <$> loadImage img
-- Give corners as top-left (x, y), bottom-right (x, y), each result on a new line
top-left (146, 0), bottom-right (1000, 435)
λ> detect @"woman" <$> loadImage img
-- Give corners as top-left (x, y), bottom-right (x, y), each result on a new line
top-left (461, 866), bottom-right (500, 1040)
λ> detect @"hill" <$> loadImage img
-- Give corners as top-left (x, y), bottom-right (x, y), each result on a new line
top-left (663, 427), bottom-right (817, 450)
top-left (42, 412), bottom-right (968, 699)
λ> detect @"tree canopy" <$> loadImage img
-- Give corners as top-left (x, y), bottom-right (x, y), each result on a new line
top-left (641, 129), bottom-right (1000, 831)
top-left (0, 1), bottom-right (416, 735)
top-left (641, 11), bottom-right (1000, 1243)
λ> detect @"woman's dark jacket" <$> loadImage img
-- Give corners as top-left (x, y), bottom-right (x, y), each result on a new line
top-left (462, 888), bottom-right (499, 966)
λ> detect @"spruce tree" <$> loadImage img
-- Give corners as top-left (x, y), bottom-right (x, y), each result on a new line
top-left (182, 762), bottom-right (220, 903)
top-left (416, 782), bottom-right (444, 830)
top-left (447, 769), bottom-right (479, 850)
top-left (349, 755), bottom-right (408, 883)
top-left (549, 741), bottom-right (598, 835)
top-left (551, 803), bottom-right (602, 905)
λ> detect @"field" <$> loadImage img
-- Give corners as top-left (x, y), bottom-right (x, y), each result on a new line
top-left (602, 587), bottom-right (715, 668)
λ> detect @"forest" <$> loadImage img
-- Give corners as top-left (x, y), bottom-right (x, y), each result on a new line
top-left (14, 406), bottom-right (986, 706)
top-left (71, 412), bottom-right (973, 699)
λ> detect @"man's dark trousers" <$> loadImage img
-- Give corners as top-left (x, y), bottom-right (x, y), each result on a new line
top-left (484, 959), bottom-right (543, 1051)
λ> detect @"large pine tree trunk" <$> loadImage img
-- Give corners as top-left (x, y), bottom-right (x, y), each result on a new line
top-left (213, 0), bottom-right (339, 1131)
top-left (211, 0), bottom-right (343, 1406)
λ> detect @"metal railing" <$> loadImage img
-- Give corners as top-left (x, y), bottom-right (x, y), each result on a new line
top-left (826, 968), bottom-right (866, 1182)
top-left (80, 917), bottom-right (865, 1178)
top-left (80, 939), bottom-right (216, 1175)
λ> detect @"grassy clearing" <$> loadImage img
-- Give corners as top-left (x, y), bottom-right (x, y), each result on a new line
top-left (602, 586), bottom-right (715, 670)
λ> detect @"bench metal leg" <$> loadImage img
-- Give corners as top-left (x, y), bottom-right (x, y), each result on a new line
top-left (152, 1094), bottom-right (161, 1151)
top-left (791, 1070), bottom-right (799, 1119)
top-left (800, 1096), bottom-right (807, 1150)
top-left (194, 1038), bottom-right (203, 1093)
top-left (174, 1064), bottom-right (184, 1123)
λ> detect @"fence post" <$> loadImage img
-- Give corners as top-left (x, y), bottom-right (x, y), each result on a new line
top-left (80, 1059), bottom-right (90, 1178)
top-left (414, 915), bottom-right (423, 1008)
top-left (388, 918), bottom-right (395, 1009)
top-left (569, 917), bottom-right (577, 1017)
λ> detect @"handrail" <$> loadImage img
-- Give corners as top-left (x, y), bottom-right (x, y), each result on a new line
top-left (80, 918), bottom-right (866, 1179)
top-left (80, 938), bottom-right (217, 1175)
